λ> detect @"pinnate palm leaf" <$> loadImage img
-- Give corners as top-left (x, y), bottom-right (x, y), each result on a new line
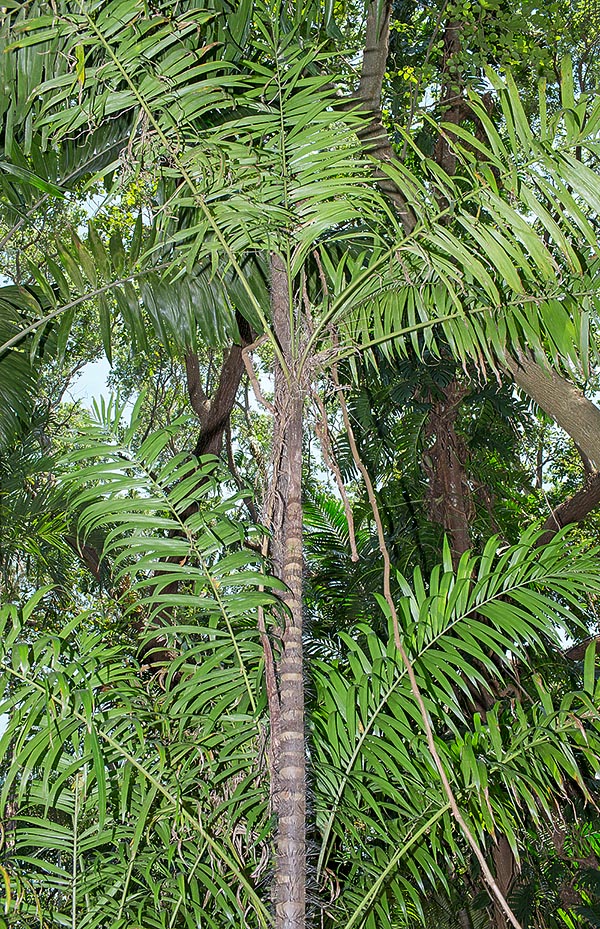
top-left (312, 529), bottom-right (600, 929)
top-left (0, 400), bottom-right (279, 927)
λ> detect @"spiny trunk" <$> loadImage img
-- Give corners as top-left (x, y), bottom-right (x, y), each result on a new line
top-left (269, 254), bottom-right (306, 929)
top-left (273, 388), bottom-right (305, 929)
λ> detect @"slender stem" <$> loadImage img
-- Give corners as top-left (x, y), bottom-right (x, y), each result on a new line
top-left (312, 390), bottom-right (359, 562)
top-left (269, 253), bottom-right (306, 929)
top-left (72, 771), bottom-right (81, 929)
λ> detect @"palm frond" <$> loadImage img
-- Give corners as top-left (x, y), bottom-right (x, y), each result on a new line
top-left (0, 399), bottom-right (280, 928)
top-left (312, 528), bottom-right (600, 928)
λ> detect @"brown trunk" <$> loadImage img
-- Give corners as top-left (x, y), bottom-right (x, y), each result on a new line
top-left (269, 254), bottom-right (306, 929)
top-left (357, 7), bottom-right (521, 919)
top-left (423, 380), bottom-right (473, 568)
top-left (491, 836), bottom-right (516, 929)
top-left (432, 21), bottom-right (463, 179)
top-left (426, 23), bottom-right (520, 916)
top-left (422, 380), bottom-right (503, 717)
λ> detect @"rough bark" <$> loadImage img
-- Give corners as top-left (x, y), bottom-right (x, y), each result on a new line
top-left (537, 471), bottom-right (600, 546)
top-left (356, 0), bottom-right (416, 231)
top-left (506, 351), bottom-right (600, 470)
top-left (423, 380), bottom-right (473, 568)
top-left (269, 254), bottom-right (306, 929)
top-left (186, 312), bottom-right (253, 458)
top-left (432, 21), bottom-right (463, 179)
top-left (491, 836), bottom-right (516, 929)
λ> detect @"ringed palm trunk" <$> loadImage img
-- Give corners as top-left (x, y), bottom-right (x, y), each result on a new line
top-left (270, 254), bottom-right (306, 929)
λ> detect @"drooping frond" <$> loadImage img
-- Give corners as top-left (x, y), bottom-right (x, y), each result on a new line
top-left (0, 398), bottom-right (280, 928)
top-left (312, 529), bottom-right (600, 928)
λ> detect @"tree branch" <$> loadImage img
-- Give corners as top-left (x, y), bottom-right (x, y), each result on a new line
top-left (184, 351), bottom-right (209, 420)
top-left (506, 351), bottom-right (600, 470)
top-left (537, 472), bottom-right (600, 547)
top-left (186, 313), bottom-right (254, 458)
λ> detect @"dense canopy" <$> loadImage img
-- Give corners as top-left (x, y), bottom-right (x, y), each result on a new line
top-left (2, 2), bottom-right (600, 929)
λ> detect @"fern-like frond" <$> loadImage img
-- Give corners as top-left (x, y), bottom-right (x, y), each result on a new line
top-left (0, 399), bottom-right (280, 927)
top-left (312, 528), bottom-right (600, 929)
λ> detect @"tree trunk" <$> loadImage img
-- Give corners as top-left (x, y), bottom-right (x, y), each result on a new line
top-left (423, 379), bottom-right (473, 568)
top-left (491, 836), bottom-right (516, 929)
top-left (505, 351), bottom-right (600, 469)
top-left (269, 254), bottom-right (306, 929)
top-left (356, 0), bottom-right (416, 229)
top-left (432, 20), bottom-right (463, 179)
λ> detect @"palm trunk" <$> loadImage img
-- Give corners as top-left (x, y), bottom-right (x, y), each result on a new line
top-left (269, 254), bottom-right (306, 929)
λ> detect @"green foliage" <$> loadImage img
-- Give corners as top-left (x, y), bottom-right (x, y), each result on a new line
top-left (311, 529), bottom-right (600, 928)
top-left (3, 3), bottom-right (600, 928)
top-left (0, 424), bottom-right (72, 598)
top-left (0, 596), bottom-right (272, 928)
top-left (4, 435), bottom-right (600, 926)
top-left (0, 400), bottom-right (279, 928)
top-left (304, 490), bottom-right (380, 633)
top-left (4, 1), bottom-right (600, 385)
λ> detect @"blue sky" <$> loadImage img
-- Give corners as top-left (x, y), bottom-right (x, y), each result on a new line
top-left (67, 357), bottom-right (111, 406)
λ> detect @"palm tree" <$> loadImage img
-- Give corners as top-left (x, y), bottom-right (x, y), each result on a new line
top-left (3, 3), bottom-right (600, 928)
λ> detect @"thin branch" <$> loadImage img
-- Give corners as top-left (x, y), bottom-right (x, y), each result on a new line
top-left (225, 420), bottom-right (258, 523)
top-left (242, 336), bottom-right (275, 413)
